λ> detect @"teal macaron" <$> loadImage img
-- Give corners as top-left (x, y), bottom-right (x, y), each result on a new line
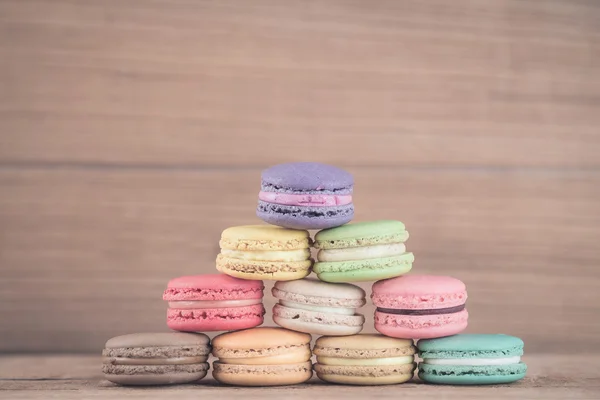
top-left (417, 334), bottom-right (527, 385)
top-left (313, 220), bottom-right (413, 283)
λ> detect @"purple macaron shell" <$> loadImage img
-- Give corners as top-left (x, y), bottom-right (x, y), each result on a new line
top-left (261, 162), bottom-right (353, 192)
top-left (257, 202), bottom-right (354, 230)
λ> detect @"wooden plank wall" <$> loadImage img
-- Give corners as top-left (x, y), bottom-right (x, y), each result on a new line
top-left (0, 0), bottom-right (599, 353)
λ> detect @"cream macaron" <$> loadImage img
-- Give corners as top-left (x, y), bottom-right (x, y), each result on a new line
top-left (272, 278), bottom-right (366, 335)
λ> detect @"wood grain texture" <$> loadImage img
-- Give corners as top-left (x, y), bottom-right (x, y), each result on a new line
top-left (1, 355), bottom-right (599, 399)
top-left (1, 168), bottom-right (599, 353)
top-left (1, 0), bottom-right (599, 168)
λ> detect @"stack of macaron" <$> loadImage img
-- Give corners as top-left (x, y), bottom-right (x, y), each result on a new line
top-left (102, 162), bottom-right (527, 387)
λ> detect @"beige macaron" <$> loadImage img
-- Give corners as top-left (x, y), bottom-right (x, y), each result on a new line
top-left (313, 334), bottom-right (416, 385)
top-left (212, 327), bottom-right (312, 386)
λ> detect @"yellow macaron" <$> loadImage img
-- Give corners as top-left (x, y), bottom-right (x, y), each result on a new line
top-left (313, 334), bottom-right (416, 385)
top-left (216, 225), bottom-right (313, 281)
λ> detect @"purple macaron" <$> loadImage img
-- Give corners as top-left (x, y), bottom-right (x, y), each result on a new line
top-left (257, 162), bottom-right (354, 230)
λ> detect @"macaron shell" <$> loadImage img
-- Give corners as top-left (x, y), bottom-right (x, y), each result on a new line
top-left (217, 264), bottom-right (311, 281)
top-left (261, 162), bottom-right (354, 191)
top-left (167, 305), bottom-right (265, 332)
top-left (417, 333), bottom-right (525, 358)
top-left (314, 363), bottom-right (415, 386)
top-left (314, 220), bottom-right (408, 249)
top-left (216, 254), bottom-right (312, 281)
top-left (273, 313), bottom-right (364, 336)
top-left (257, 203), bottom-right (354, 230)
top-left (418, 363), bottom-right (527, 385)
top-left (212, 327), bottom-right (311, 352)
top-left (314, 334), bottom-right (415, 357)
top-left (273, 278), bottom-right (366, 302)
top-left (163, 274), bottom-right (264, 301)
top-left (371, 275), bottom-right (467, 310)
top-left (103, 364), bottom-right (209, 386)
top-left (213, 362), bottom-right (313, 386)
top-left (372, 274), bottom-right (466, 297)
top-left (316, 372), bottom-right (413, 386)
top-left (316, 265), bottom-right (413, 283)
top-left (103, 344), bottom-right (210, 359)
top-left (314, 254), bottom-right (414, 283)
top-left (375, 309), bottom-right (468, 339)
top-left (104, 332), bottom-right (210, 349)
top-left (220, 225), bottom-right (311, 251)
top-left (315, 253), bottom-right (414, 272)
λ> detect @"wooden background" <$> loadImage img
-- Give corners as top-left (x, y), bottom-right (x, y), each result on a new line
top-left (1, 0), bottom-right (599, 354)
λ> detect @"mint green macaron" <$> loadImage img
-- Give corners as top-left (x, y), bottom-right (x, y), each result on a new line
top-left (417, 334), bottom-right (527, 385)
top-left (313, 220), bottom-right (413, 283)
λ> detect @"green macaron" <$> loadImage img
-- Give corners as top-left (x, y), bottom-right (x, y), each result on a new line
top-left (313, 220), bottom-right (413, 283)
top-left (417, 334), bottom-right (527, 385)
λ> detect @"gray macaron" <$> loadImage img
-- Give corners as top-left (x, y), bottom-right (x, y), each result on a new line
top-left (102, 332), bottom-right (210, 385)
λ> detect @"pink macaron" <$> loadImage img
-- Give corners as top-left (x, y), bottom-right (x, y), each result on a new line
top-left (163, 274), bottom-right (265, 332)
top-left (371, 275), bottom-right (468, 339)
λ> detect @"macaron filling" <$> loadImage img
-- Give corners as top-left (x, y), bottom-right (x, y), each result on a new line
top-left (279, 300), bottom-right (356, 316)
top-left (317, 243), bottom-right (407, 262)
top-left (317, 355), bottom-right (414, 366)
top-left (423, 356), bottom-right (521, 366)
top-left (376, 304), bottom-right (466, 316)
top-left (259, 191), bottom-right (352, 207)
top-left (220, 248), bottom-right (310, 262)
top-left (260, 181), bottom-right (353, 195)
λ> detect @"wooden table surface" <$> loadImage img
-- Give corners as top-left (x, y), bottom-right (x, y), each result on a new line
top-left (1, 354), bottom-right (599, 399)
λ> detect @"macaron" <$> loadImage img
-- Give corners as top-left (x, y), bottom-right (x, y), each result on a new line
top-left (217, 225), bottom-right (313, 281)
top-left (102, 332), bottom-right (210, 385)
top-left (257, 162), bottom-right (354, 230)
top-left (272, 278), bottom-right (366, 335)
top-left (212, 327), bottom-right (313, 386)
top-left (371, 275), bottom-right (468, 339)
top-left (163, 274), bottom-right (265, 331)
top-left (418, 334), bottom-right (527, 385)
top-left (313, 334), bottom-right (417, 385)
top-left (313, 220), bottom-right (413, 282)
